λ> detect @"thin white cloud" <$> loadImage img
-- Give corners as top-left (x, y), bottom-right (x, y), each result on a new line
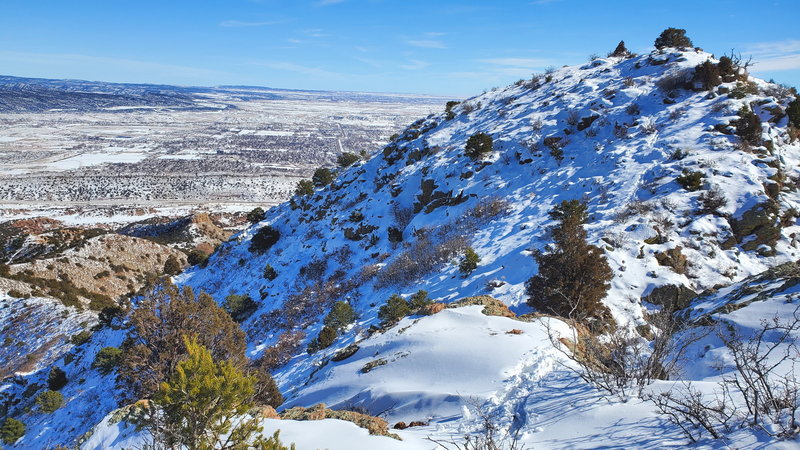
top-left (302, 28), bottom-right (330, 38)
top-left (401, 59), bottom-right (430, 70)
top-left (219, 20), bottom-right (283, 28)
top-left (743, 40), bottom-right (800, 72)
top-left (407, 40), bottom-right (447, 49)
top-left (0, 51), bottom-right (231, 83)
top-left (353, 56), bottom-right (385, 69)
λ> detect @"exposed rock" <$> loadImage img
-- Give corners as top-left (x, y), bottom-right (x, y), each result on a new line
top-left (260, 405), bottom-right (280, 419)
top-left (448, 295), bottom-right (516, 318)
top-left (280, 403), bottom-right (401, 439)
top-left (729, 201), bottom-right (781, 251)
top-left (331, 344), bottom-right (360, 362)
top-left (654, 246), bottom-right (688, 274)
top-left (643, 284), bottom-right (697, 310)
top-left (420, 302), bottom-right (446, 315)
top-left (577, 114), bottom-right (599, 131)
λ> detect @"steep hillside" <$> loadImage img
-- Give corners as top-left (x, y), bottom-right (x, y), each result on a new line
top-left (4, 39), bottom-right (800, 448)
top-left (177, 43), bottom-right (800, 445)
top-left (187, 45), bottom-right (799, 341)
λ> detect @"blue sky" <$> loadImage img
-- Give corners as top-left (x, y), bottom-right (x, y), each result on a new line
top-left (1, 0), bottom-right (797, 96)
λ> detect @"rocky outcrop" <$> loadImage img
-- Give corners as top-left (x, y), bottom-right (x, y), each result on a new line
top-left (280, 403), bottom-right (401, 439)
top-left (449, 295), bottom-right (516, 318)
top-left (729, 201), bottom-right (781, 253)
top-left (643, 284), bottom-right (698, 310)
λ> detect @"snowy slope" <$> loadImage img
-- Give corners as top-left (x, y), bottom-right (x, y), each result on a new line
top-left (186, 46), bottom-right (799, 343)
top-left (4, 44), bottom-right (800, 448)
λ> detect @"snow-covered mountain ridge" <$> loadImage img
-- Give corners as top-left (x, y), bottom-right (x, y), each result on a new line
top-left (187, 45), bottom-right (800, 339)
top-left (3, 39), bottom-right (800, 448)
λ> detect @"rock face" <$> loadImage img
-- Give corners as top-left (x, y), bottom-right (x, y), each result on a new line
top-left (279, 403), bottom-right (400, 439)
top-left (654, 246), bottom-right (688, 274)
top-left (642, 284), bottom-right (698, 310)
top-left (117, 213), bottom-right (231, 253)
top-left (449, 295), bottom-right (516, 318)
top-left (729, 201), bottom-right (782, 253)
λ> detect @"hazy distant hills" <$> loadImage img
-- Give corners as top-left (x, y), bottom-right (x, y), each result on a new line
top-left (0, 75), bottom-right (448, 113)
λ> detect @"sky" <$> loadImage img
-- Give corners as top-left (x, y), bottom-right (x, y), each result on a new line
top-left (0, 0), bottom-right (798, 96)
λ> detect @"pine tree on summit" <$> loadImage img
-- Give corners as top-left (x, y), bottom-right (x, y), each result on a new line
top-left (609, 40), bottom-right (629, 57)
top-left (526, 200), bottom-right (613, 329)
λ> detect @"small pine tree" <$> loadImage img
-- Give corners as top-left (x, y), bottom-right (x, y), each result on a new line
top-left (93, 346), bottom-right (123, 375)
top-left (735, 106), bottom-right (763, 145)
top-left (48, 366), bottom-right (68, 391)
top-left (118, 281), bottom-right (248, 402)
top-left (312, 168), bottom-right (335, 187)
top-left (465, 132), bottom-right (493, 160)
top-left (295, 179), bottom-right (314, 196)
top-left (717, 55), bottom-right (736, 79)
top-left (609, 40), bottom-right (629, 57)
top-left (249, 368), bottom-right (284, 408)
top-left (163, 255), bottom-right (181, 276)
top-left (526, 200), bottom-right (613, 328)
top-left (253, 430), bottom-right (296, 450)
top-left (654, 28), bottom-right (693, 50)
top-left (149, 337), bottom-right (260, 448)
top-left (223, 294), bottom-right (259, 323)
top-left (445, 101), bottom-right (460, 120)
top-left (694, 60), bottom-right (721, 90)
top-left (676, 169), bottom-right (705, 191)
top-left (336, 152), bottom-right (361, 168)
top-left (323, 301), bottom-right (357, 331)
top-left (0, 418), bottom-right (25, 444)
top-left (378, 294), bottom-right (410, 327)
top-left (247, 207), bottom-right (265, 224)
top-left (186, 249), bottom-right (210, 267)
top-left (263, 264), bottom-right (278, 281)
top-left (308, 325), bottom-right (337, 353)
top-left (35, 390), bottom-right (64, 413)
top-left (697, 185), bottom-right (728, 215)
top-left (787, 98), bottom-right (800, 128)
top-left (459, 247), bottom-right (480, 275)
top-left (408, 290), bottom-right (432, 310)
top-left (250, 226), bottom-right (280, 253)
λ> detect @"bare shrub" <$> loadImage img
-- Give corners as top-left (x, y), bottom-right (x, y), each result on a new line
top-left (613, 200), bottom-right (655, 223)
top-left (257, 331), bottom-right (306, 370)
top-left (602, 231), bottom-right (630, 249)
top-left (427, 397), bottom-right (526, 450)
top-left (546, 309), bottom-right (707, 400)
top-left (467, 197), bottom-right (511, 221)
top-left (625, 103), bottom-right (641, 116)
top-left (299, 258), bottom-right (328, 280)
top-left (377, 231), bottom-right (468, 288)
top-left (649, 382), bottom-right (735, 442)
top-left (669, 107), bottom-right (688, 121)
top-left (530, 118), bottom-right (544, 132)
top-left (566, 109), bottom-right (580, 126)
top-left (697, 186), bottom-right (728, 215)
top-left (649, 307), bottom-right (800, 442)
top-left (719, 309), bottom-right (800, 437)
top-left (392, 203), bottom-right (415, 231)
top-left (639, 117), bottom-right (658, 134)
